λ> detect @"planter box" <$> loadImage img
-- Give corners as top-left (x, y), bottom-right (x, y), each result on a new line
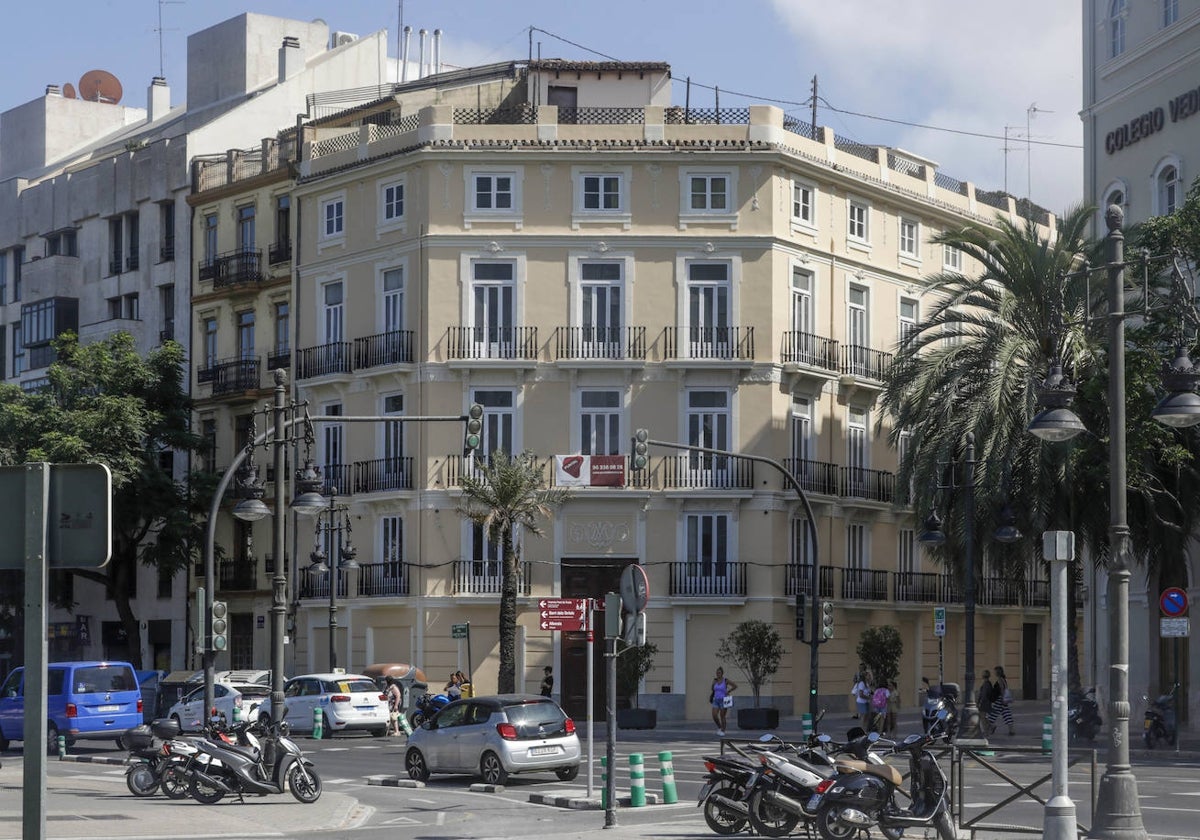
top-left (616, 708), bottom-right (657, 730)
top-left (736, 707), bottom-right (779, 731)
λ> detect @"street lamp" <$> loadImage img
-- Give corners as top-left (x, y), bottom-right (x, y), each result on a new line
top-left (1028, 206), bottom-right (1200, 840)
top-left (917, 433), bottom-right (1020, 743)
top-left (308, 492), bottom-right (359, 671)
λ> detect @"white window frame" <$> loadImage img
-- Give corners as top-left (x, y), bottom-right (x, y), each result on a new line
top-left (577, 388), bottom-right (623, 456)
top-left (377, 261), bottom-right (407, 335)
top-left (464, 166), bottom-right (524, 229)
top-left (1102, 180), bottom-right (1128, 217)
top-left (1164, 0), bottom-right (1179, 26)
top-left (1110, 0), bottom-right (1127, 58)
top-left (682, 511), bottom-right (736, 594)
top-left (571, 166), bottom-right (632, 229)
top-left (791, 178), bottom-right (817, 233)
top-left (943, 243), bottom-right (963, 273)
top-left (379, 515), bottom-right (406, 585)
top-left (471, 388), bottom-right (517, 463)
top-left (318, 192), bottom-right (346, 248)
top-left (678, 167), bottom-right (739, 230)
top-left (791, 393), bottom-right (813, 463)
top-left (899, 296), bottom-right (919, 348)
top-left (847, 198), bottom-right (870, 249)
top-left (899, 217), bottom-right (920, 263)
top-left (684, 388), bottom-right (732, 476)
top-left (570, 255), bottom-right (631, 358)
top-left (377, 176), bottom-right (407, 234)
top-left (1153, 158), bottom-right (1182, 216)
top-left (846, 522), bottom-right (868, 570)
top-left (897, 528), bottom-right (917, 575)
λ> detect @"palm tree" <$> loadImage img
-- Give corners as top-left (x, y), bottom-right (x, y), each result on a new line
top-left (458, 450), bottom-right (570, 693)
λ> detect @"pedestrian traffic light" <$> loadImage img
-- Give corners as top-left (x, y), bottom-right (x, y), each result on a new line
top-left (820, 600), bottom-right (834, 640)
top-left (795, 592), bottom-right (806, 642)
top-left (211, 600), bottom-right (228, 651)
top-left (464, 403), bottom-right (484, 456)
top-left (632, 428), bottom-right (649, 470)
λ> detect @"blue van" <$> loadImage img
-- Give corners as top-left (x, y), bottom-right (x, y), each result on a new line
top-left (0, 661), bottom-right (143, 752)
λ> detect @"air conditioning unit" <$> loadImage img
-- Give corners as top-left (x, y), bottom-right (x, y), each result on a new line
top-left (331, 31), bottom-right (357, 47)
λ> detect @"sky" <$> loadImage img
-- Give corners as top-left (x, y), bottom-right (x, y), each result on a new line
top-left (0, 1), bottom-right (1083, 213)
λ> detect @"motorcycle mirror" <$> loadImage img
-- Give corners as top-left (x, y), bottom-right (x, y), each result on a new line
top-left (867, 732), bottom-right (880, 743)
top-left (758, 734), bottom-right (774, 743)
top-left (817, 734), bottom-right (832, 744)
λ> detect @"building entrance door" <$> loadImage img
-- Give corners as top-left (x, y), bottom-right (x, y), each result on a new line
top-left (560, 558), bottom-right (635, 723)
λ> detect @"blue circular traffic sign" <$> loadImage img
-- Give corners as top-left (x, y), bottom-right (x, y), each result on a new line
top-left (1160, 587), bottom-right (1188, 617)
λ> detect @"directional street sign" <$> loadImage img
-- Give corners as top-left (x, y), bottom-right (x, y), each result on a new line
top-left (933, 606), bottom-right (947, 638)
top-left (1160, 587), bottom-right (1189, 617)
top-left (538, 598), bottom-right (588, 631)
top-left (451, 623), bottom-right (469, 639)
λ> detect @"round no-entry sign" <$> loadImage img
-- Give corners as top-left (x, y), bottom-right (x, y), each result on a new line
top-left (1160, 587), bottom-right (1188, 617)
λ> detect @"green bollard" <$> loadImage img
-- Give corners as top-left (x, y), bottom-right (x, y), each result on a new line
top-left (801, 713), bottom-right (814, 740)
top-left (657, 750), bottom-right (677, 804)
top-left (57, 734), bottom-right (65, 758)
top-left (312, 707), bottom-right (324, 740)
top-left (1042, 715), bottom-right (1053, 754)
top-left (232, 705), bottom-right (242, 724)
top-left (600, 756), bottom-right (608, 809)
top-left (629, 753), bottom-right (645, 807)
top-left (397, 710), bottom-right (412, 736)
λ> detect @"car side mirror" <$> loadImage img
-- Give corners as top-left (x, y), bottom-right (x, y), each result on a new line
top-left (421, 720), bottom-right (434, 731)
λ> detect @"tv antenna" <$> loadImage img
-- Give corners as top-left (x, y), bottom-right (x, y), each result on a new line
top-left (156, 0), bottom-right (185, 78)
top-left (1026, 102), bottom-right (1052, 203)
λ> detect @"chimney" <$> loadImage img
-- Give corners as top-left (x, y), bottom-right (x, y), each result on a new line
top-left (433, 29), bottom-right (443, 76)
top-left (279, 36), bottom-right (302, 83)
top-left (45, 85), bottom-right (62, 97)
top-left (401, 26), bottom-right (412, 83)
top-left (418, 29), bottom-right (428, 79)
top-left (148, 76), bottom-right (170, 122)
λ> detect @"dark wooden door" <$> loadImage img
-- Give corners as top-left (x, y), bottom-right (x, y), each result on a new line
top-left (560, 558), bottom-right (633, 722)
top-left (1021, 622), bottom-right (1040, 700)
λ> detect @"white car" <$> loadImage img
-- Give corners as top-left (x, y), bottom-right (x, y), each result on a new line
top-left (167, 682), bottom-right (271, 732)
top-left (256, 671), bottom-right (390, 737)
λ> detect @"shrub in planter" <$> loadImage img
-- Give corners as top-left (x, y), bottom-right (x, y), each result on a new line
top-left (717, 620), bottom-right (783, 730)
top-left (615, 640), bottom-right (658, 729)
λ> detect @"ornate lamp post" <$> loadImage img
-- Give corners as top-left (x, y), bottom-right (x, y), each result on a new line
top-left (307, 491), bottom-right (358, 671)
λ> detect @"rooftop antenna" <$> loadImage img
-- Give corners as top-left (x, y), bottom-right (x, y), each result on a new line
top-left (1026, 102), bottom-right (1052, 204)
top-left (395, 0), bottom-right (405, 84)
top-left (1002, 124), bottom-right (1025, 194)
top-left (155, 0), bottom-right (184, 78)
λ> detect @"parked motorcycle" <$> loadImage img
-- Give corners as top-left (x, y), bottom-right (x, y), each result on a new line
top-left (696, 742), bottom-right (762, 834)
top-left (1068, 687), bottom-right (1102, 744)
top-left (920, 677), bottom-right (958, 742)
top-left (1143, 684), bottom-right (1178, 749)
top-left (407, 691), bottom-right (452, 729)
top-left (123, 718), bottom-right (195, 799)
top-left (186, 715), bottom-right (321, 804)
top-left (744, 732), bottom-right (839, 837)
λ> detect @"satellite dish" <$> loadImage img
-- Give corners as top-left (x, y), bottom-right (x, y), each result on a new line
top-left (78, 69), bottom-right (123, 104)
top-left (62, 83), bottom-right (77, 99)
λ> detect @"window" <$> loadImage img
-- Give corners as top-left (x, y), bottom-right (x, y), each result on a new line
top-left (587, 175), bottom-right (620, 210)
top-left (897, 529), bottom-right (916, 576)
top-left (474, 173), bottom-right (513, 210)
top-left (320, 196), bottom-right (344, 239)
top-left (274, 301), bottom-right (289, 354)
top-left (22, 298), bottom-right (78, 369)
top-left (687, 389), bottom-right (730, 474)
top-left (237, 205), bottom-right (255, 251)
top-left (679, 169), bottom-right (738, 227)
top-left (469, 523), bottom-right (505, 586)
top-left (107, 297), bottom-right (121, 320)
top-left (847, 200), bottom-right (869, 243)
top-left (899, 218), bottom-right (918, 258)
top-left (203, 317), bottom-right (218, 369)
top-left (791, 394), bottom-right (812, 464)
top-left (579, 390), bottom-right (620, 456)
top-left (109, 217), bottom-right (123, 275)
top-left (123, 293), bottom-right (139, 321)
top-left (45, 230), bottom-right (78, 258)
top-left (12, 323), bottom-right (24, 376)
top-left (792, 180), bottom-right (815, 227)
top-left (237, 310), bottom-right (255, 359)
top-left (0, 324), bottom-right (6, 381)
top-left (846, 522), bottom-right (867, 570)
top-left (160, 202), bottom-right (175, 261)
top-left (11, 247), bottom-right (21, 301)
top-left (465, 168), bottom-right (523, 227)
top-left (473, 389), bottom-right (515, 463)
top-left (846, 284), bottom-right (870, 374)
top-left (1111, 0), bottom-right (1126, 57)
top-left (470, 261), bottom-right (516, 355)
top-left (686, 262), bottom-right (731, 357)
top-left (0, 252), bottom-right (7, 305)
top-left (201, 418), bottom-right (216, 473)
top-left (1164, 0), bottom-right (1178, 26)
top-left (379, 516), bottom-right (405, 590)
top-left (383, 393), bottom-right (405, 467)
top-left (846, 406), bottom-right (868, 493)
top-left (690, 174), bottom-right (728, 211)
top-left (943, 244), bottom-right (962, 272)
top-left (792, 518), bottom-right (812, 569)
top-left (684, 513), bottom-right (732, 591)
top-left (204, 214), bottom-right (218, 266)
top-left (380, 178), bottom-right (405, 222)
top-left (382, 268), bottom-right (404, 334)
top-left (322, 281), bottom-right (344, 343)
top-left (1103, 185), bottom-right (1126, 210)
top-left (572, 168), bottom-right (632, 227)
top-left (126, 212), bottom-right (139, 271)
top-left (791, 268), bottom-right (812, 336)
top-left (1157, 163), bottom-right (1181, 215)
top-left (160, 285), bottom-right (175, 342)
top-left (899, 297), bottom-right (919, 347)
top-left (322, 403), bottom-right (346, 494)
top-left (579, 261), bottom-right (623, 355)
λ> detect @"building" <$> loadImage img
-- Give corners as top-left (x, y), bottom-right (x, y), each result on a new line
top-left (0, 11), bottom-right (388, 673)
top-left (1082, 0), bottom-right (1198, 726)
top-left (193, 58), bottom-right (1057, 720)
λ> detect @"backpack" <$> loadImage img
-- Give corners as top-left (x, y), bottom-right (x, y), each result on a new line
top-left (871, 687), bottom-right (889, 711)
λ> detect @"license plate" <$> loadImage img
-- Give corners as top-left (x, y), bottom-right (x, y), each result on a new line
top-left (97, 705), bottom-right (120, 713)
top-left (529, 746), bottom-right (558, 756)
top-left (807, 794), bottom-right (822, 811)
top-left (355, 706), bottom-right (376, 713)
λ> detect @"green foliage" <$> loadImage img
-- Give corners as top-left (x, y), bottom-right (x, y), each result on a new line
top-left (616, 640), bottom-right (657, 708)
top-left (716, 619), bottom-right (783, 707)
top-left (458, 450), bottom-right (571, 693)
top-left (855, 626), bottom-right (903, 688)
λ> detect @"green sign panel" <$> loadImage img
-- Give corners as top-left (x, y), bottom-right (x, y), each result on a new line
top-left (934, 606), bottom-right (947, 638)
top-left (451, 623), bottom-right (469, 639)
top-left (0, 463), bottom-right (112, 569)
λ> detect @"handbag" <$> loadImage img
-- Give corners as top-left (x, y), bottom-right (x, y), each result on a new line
top-left (1002, 687), bottom-right (1013, 704)
top-left (722, 695), bottom-right (734, 709)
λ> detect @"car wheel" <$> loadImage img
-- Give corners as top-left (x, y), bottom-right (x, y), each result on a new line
top-left (555, 765), bottom-right (579, 782)
top-left (45, 723), bottom-right (61, 755)
top-left (480, 751), bottom-right (508, 786)
top-left (371, 726), bottom-right (388, 738)
top-left (405, 748), bottom-right (430, 782)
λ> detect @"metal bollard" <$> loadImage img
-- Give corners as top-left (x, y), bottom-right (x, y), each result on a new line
top-left (600, 756), bottom-right (608, 810)
top-left (629, 753), bottom-right (645, 807)
top-left (232, 705), bottom-right (242, 724)
top-left (657, 750), bottom-right (677, 804)
top-left (57, 734), bottom-right (65, 758)
top-left (801, 713), bottom-right (814, 740)
top-left (1042, 715), bottom-right (1053, 754)
top-left (397, 711), bottom-right (412, 736)
top-left (312, 708), bottom-right (324, 740)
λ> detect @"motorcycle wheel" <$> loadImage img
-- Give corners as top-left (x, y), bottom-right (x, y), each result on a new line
top-left (288, 763), bottom-right (322, 804)
top-left (882, 826), bottom-right (905, 840)
top-left (814, 801), bottom-right (857, 840)
top-left (934, 809), bottom-right (957, 840)
top-left (748, 788), bottom-right (801, 838)
top-left (189, 772), bottom-right (227, 805)
top-left (125, 764), bottom-right (159, 797)
top-left (160, 763), bottom-right (190, 800)
top-left (408, 710), bottom-right (425, 730)
top-left (703, 781), bottom-right (748, 835)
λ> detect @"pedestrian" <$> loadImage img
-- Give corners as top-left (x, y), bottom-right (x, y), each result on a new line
top-left (977, 669), bottom-right (994, 723)
top-left (445, 672), bottom-right (462, 701)
top-left (710, 667), bottom-right (737, 737)
top-left (870, 682), bottom-right (890, 733)
top-left (986, 665), bottom-right (1015, 736)
top-left (852, 672), bottom-right (871, 720)
top-left (456, 670), bottom-right (473, 698)
top-left (885, 681), bottom-right (900, 736)
top-left (384, 676), bottom-right (404, 736)
top-left (540, 666), bottom-right (554, 697)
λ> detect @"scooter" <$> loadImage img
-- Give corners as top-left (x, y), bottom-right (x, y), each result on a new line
top-left (186, 715), bottom-right (321, 804)
top-left (696, 742), bottom-right (762, 834)
top-left (407, 691), bottom-right (452, 729)
top-left (124, 717), bottom-right (210, 799)
top-left (920, 677), bottom-right (959, 742)
top-left (744, 732), bottom-right (839, 837)
top-left (1143, 684), bottom-right (1178, 749)
top-left (810, 710), bottom-right (957, 840)
top-left (1068, 687), bottom-right (1102, 743)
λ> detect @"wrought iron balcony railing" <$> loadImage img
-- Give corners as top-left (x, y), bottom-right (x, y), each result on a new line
top-left (451, 559), bottom-right (531, 595)
top-left (840, 345), bottom-right (893, 380)
top-left (268, 239), bottom-right (292, 265)
top-left (893, 571), bottom-right (960, 603)
top-left (354, 457), bottom-right (413, 493)
top-left (663, 326), bottom-right (754, 361)
top-left (357, 562), bottom-right (409, 597)
top-left (668, 560), bottom-right (746, 597)
top-left (781, 458), bottom-right (839, 496)
top-left (208, 357), bottom-right (261, 396)
top-left (839, 567), bottom-right (889, 601)
top-left (839, 466), bottom-right (895, 502)
top-left (445, 326), bottom-right (538, 361)
top-left (354, 330), bottom-right (414, 368)
top-left (552, 326), bottom-right (647, 361)
top-left (784, 563), bottom-right (835, 598)
top-left (296, 342), bottom-right (352, 379)
top-left (218, 559), bottom-right (258, 591)
top-left (781, 330), bottom-right (839, 370)
top-left (660, 454), bottom-right (754, 490)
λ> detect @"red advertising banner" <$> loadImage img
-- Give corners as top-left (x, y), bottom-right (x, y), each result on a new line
top-left (554, 455), bottom-right (627, 488)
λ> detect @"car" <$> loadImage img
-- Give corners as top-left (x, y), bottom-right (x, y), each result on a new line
top-left (167, 682), bottom-right (272, 732)
top-left (0, 661), bottom-right (142, 752)
top-left (256, 671), bottom-right (389, 737)
top-left (404, 694), bottom-right (581, 785)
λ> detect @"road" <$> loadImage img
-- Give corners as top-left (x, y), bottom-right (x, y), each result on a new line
top-left (2, 727), bottom-right (1199, 839)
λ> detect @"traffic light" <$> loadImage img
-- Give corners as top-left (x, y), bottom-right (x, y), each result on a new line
top-left (632, 428), bottom-right (649, 470)
top-left (211, 600), bottom-right (229, 652)
top-left (464, 403), bottom-right (484, 456)
top-left (820, 600), bottom-right (834, 640)
top-left (794, 592), bottom-right (806, 642)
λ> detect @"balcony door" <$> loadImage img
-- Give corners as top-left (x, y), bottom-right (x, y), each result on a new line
top-left (791, 268), bottom-right (814, 362)
top-left (580, 262), bottom-right (622, 357)
top-left (847, 406), bottom-right (867, 495)
top-left (473, 389), bottom-right (514, 463)
top-left (382, 394), bottom-right (405, 487)
top-left (687, 263), bottom-right (730, 357)
top-left (684, 513), bottom-right (731, 595)
top-left (472, 262), bottom-right (515, 356)
top-left (686, 390), bottom-right (729, 479)
top-left (847, 284), bottom-right (869, 375)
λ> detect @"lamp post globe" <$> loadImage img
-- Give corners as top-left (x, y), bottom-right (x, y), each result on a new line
top-left (232, 497), bottom-right (270, 522)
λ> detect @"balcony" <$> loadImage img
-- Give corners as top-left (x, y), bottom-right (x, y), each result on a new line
top-left (839, 567), bottom-right (889, 601)
top-left (354, 457), bottom-right (413, 493)
top-left (268, 239), bottom-right (292, 265)
top-left (894, 571), bottom-right (960, 603)
top-left (445, 326), bottom-right (538, 361)
top-left (785, 563), bottom-right (835, 598)
top-left (357, 562), bottom-right (410, 597)
top-left (199, 249), bottom-right (264, 289)
top-left (840, 345), bottom-right (893, 381)
top-left (781, 458), bottom-right (839, 496)
top-left (839, 466), bottom-right (895, 503)
top-left (321, 464), bottom-right (353, 497)
top-left (781, 331), bottom-right (839, 371)
top-left (125, 254), bottom-right (139, 272)
top-left (218, 559), bottom-right (258, 591)
top-left (663, 326), bottom-right (754, 362)
top-left (203, 357), bottom-right (261, 396)
top-left (354, 330), bottom-right (414, 368)
top-left (160, 241), bottom-right (175, 262)
top-left (668, 560), bottom-right (746, 597)
top-left (298, 571), bottom-right (349, 600)
top-left (553, 326), bottom-right (647, 362)
top-left (444, 455), bottom-right (550, 487)
top-left (660, 454), bottom-right (754, 490)
top-left (979, 576), bottom-right (1049, 607)
top-left (267, 348), bottom-right (290, 371)
top-left (296, 342), bottom-right (352, 379)
top-left (108, 257), bottom-right (122, 276)
top-left (452, 559), bottom-right (532, 595)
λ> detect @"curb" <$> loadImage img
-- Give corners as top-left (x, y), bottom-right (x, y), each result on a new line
top-left (365, 774), bottom-right (424, 788)
top-left (60, 755), bottom-right (126, 765)
top-left (468, 782), bottom-right (504, 793)
top-left (529, 792), bottom-right (660, 810)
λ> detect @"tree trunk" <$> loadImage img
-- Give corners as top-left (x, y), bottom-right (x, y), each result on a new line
top-left (73, 545), bottom-right (143, 669)
top-left (497, 529), bottom-right (518, 694)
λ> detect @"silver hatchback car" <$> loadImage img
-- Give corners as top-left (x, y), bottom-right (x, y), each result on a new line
top-left (405, 694), bottom-right (581, 785)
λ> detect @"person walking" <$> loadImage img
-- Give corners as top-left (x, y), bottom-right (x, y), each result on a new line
top-left (384, 676), bottom-right (404, 736)
top-left (869, 682), bottom-right (890, 733)
top-left (986, 665), bottom-right (1015, 736)
top-left (540, 666), bottom-right (554, 697)
top-left (885, 681), bottom-right (900, 736)
top-left (976, 669), bottom-right (994, 726)
top-left (710, 667), bottom-right (737, 737)
top-left (852, 672), bottom-right (871, 720)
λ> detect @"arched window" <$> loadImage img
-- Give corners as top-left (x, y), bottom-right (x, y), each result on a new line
top-left (1157, 164), bottom-right (1180, 215)
top-left (1111, 0), bottom-right (1127, 57)
top-left (1102, 181), bottom-right (1127, 218)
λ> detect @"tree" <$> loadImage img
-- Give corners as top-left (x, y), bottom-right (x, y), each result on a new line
top-left (458, 450), bottom-right (570, 693)
top-left (616, 640), bottom-right (657, 709)
top-left (0, 332), bottom-right (209, 669)
top-left (856, 626), bottom-right (903, 689)
top-left (716, 619), bottom-right (783, 708)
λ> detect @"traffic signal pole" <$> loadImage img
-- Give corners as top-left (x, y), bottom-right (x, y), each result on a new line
top-left (634, 436), bottom-right (824, 718)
